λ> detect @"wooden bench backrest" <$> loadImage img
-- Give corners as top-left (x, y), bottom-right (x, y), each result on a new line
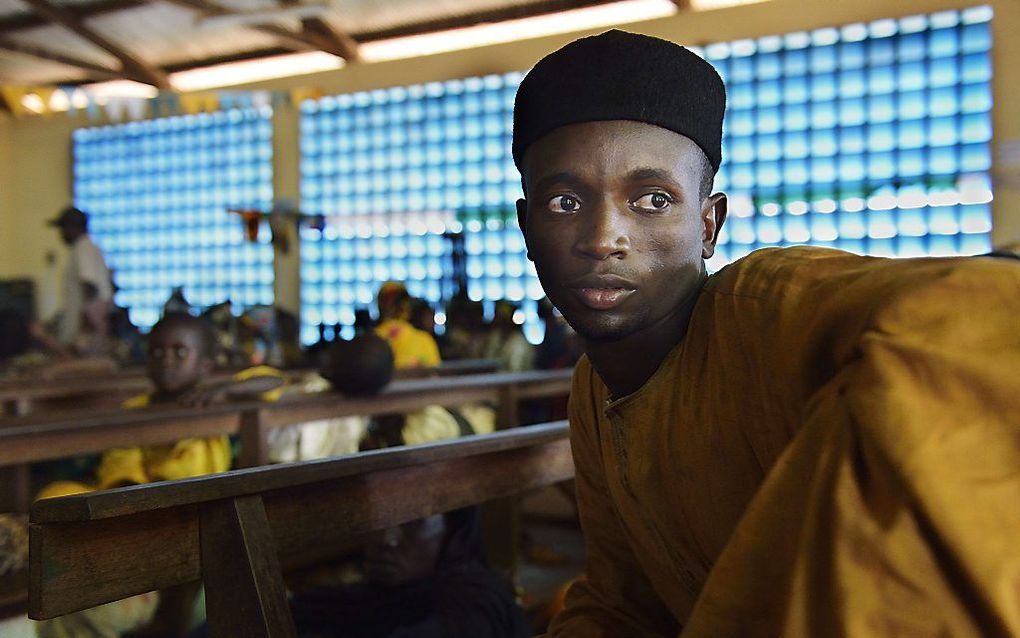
top-left (0, 360), bottom-right (500, 415)
top-left (0, 368), bottom-right (572, 467)
top-left (29, 421), bottom-right (573, 636)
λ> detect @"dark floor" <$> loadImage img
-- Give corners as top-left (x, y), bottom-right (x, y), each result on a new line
top-left (517, 486), bottom-right (585, 634)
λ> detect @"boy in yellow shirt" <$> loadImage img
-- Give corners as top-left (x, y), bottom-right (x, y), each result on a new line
top-left (40, 313), bottom-right (284, 495)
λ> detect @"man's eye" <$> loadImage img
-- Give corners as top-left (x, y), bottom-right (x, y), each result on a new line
top-left (632, 192), bottom-right (673, 211)
top-left (174, 346), bottom-right (188, 359)
top-left (151, 347), bottom-right (165, 359)
top-left (548, 195), bottom-right (580, 213)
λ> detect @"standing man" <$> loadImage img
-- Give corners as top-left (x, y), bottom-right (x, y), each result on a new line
top-left (514, 31), bottom-right (1020, 637)
top-left (49, 206), bottom-right (113, 354)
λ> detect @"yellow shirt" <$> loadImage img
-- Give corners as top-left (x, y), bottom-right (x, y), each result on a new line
top-left (375, 318), bottom-right (441, 369)
top-left (98, 366), bottom-right (285, 487)
top-left (549, 247), bottom-right (1020, 637)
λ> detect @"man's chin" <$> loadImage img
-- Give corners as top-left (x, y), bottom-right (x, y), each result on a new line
top-left (564, 316), bottom-right (635, 344)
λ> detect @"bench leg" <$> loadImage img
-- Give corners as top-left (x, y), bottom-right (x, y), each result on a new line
top-left (0, 464), bottom-right (31, 512)
top-left (237, 410), bottom-right (270, 468)
top-left (481, 495), bottom-right (521, 584)
top-left (200, 495), bottom-right (296, 638)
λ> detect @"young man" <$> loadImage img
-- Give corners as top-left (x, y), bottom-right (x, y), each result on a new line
top-left (514, 31), bottom-right (1020, 637)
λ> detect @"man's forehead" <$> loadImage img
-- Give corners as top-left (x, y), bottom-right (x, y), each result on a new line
top-left (521, 120), bottom-right (703, 181)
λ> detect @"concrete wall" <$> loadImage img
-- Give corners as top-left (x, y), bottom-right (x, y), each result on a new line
top-left (0, 0), bottom-right (1016, 320)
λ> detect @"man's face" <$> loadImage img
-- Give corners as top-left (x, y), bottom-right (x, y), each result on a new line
top-left (518, 120), bottom-right (726, 343)
top-left (364, 515), bottom-right (446, 586)
top-left (147, 324), bottom-right (211, 396)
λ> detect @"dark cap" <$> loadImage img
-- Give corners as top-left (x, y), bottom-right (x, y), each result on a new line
top-left (48, 206), bottom-right (88, 229)
top-left (513, 30), bottom-right (726, 171)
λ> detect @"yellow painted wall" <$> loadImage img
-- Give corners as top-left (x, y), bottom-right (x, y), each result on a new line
top-left (0, 0), bottom-right (1016, 320)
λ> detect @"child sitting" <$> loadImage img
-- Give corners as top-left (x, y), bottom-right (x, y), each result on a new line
top-left (267, 334), bottom-right (395, 463)
top-left (39, 313), bottom-right (284, 495)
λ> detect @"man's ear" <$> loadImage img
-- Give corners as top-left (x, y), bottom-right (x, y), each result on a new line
top-left (515, 198), bottom-right (532, 261)
top-left (701, 193), bottom-right (728, 259)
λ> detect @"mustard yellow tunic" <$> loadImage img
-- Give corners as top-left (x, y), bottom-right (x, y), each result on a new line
top-left (549, 246), bottom-right (1020, 637)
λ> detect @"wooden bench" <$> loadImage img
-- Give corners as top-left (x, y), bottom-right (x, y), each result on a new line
top-left (0, 359), bottom-right (498, 416)
top-left (0, 369), bottom-right (573, 511)
top-left (29, 421), bottom-right (573, 637)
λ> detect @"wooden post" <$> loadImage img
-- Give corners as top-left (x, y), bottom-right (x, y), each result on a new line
top-left (484, 384), bottom-right (523, 578)
top-left (237, 409), bottom-right (270, 468)
top-left (200, 495), bottom-right (296, 638)
top-left (495, 385), bottom-right (520, 431)
top-left (0, 464), bottom-right (31, 512)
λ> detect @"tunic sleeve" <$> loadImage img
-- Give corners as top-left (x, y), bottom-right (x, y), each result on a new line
top-left (547, 361), bottom-right (681, 638)
top-left (682, 256), bottom-right (1020, 637)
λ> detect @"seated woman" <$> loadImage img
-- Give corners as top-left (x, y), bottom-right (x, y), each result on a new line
top-left (290, 508), bottom-right (530, 638)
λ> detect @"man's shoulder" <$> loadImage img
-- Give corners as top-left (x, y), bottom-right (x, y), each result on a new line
top-left (705, 246), bottom-right (870, 298)
top-left (701, 246), bottom-right (1020, 336)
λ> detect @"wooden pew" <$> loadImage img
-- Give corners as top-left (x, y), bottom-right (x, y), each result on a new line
top-left (29, 421), bottom-right (573, 637)
top-left (0, 369), bottom-right (573, 511)
top-left (0, 359), bottom-right (497, 416)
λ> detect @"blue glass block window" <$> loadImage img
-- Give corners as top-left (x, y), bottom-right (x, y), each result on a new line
top-left (299, 7), bottom-right (993, 343)
top-left (703, 5), bottom-right (994, 272)
top-left (299, 73), bottom-right (545, 345)
top-left (73, 108), bottom-right (275, 328)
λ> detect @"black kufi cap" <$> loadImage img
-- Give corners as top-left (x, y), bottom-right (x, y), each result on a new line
top-left (513, 30), bottom-right (726, 171)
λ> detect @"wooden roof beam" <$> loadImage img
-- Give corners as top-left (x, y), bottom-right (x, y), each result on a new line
top-left (0, 36), bottom-right (121, 80)
top-left (163, 0), bottom-right (357, 61)
top-left (20, 0), bottom-right (169, 88)
top-left (297, 17), bottom-right (359, 62)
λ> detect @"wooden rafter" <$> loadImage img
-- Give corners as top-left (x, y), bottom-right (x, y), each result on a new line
top-left (163, 0), bottom-right (358, 62)
top-left (19, 0), bottom-right (168, 88)
top-left (279, 0), bottom-right (359, 63)
top-left (0, 35), bottom-right (121, 80)
top-left (297, 17), bottom-right (359, 62)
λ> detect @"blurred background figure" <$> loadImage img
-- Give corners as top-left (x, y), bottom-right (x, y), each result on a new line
top-left (535, 299), bottom-right (580, 371)
top-left (162, 286), bottom-right (192, 317)
top-left (375, 281), bottom-right (441, 370)
top-left (289, 508), bottom-right (530, 638)
top-left (48, 206), bottom-right (112, 357)
top-left (440, 293), bottom-right (486, 361)
top-left (269, 333), bottom-right (395, 463)
top-left (409, 298), bottom-right (437, 338)
top-left (483, 301), bottom-right (535, 372)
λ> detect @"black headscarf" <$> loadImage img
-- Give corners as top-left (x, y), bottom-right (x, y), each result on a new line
top-left (291, 507), bottom-right (529, 638)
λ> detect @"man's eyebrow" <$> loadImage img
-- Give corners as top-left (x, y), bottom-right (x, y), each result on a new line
top-left (626, 167), bottom-right (678, 184)
top-left (532, 172), bottom-right (579, 193)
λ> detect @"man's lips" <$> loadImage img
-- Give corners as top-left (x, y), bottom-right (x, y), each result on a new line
top-left (568, 274), bottom-right (637, 310)
top-left (572, 287), bottom-right (634, 310)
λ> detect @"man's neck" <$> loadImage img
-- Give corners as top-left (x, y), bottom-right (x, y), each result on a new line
top-left (583, 271), bottom-right (708, 400)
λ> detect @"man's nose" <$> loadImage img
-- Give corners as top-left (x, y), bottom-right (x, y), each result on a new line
top-left (574, 200), bottom-right (630, 260)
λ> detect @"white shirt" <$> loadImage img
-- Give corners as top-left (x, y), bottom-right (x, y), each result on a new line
top-left (59, 234), bottom-right (112, 344)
